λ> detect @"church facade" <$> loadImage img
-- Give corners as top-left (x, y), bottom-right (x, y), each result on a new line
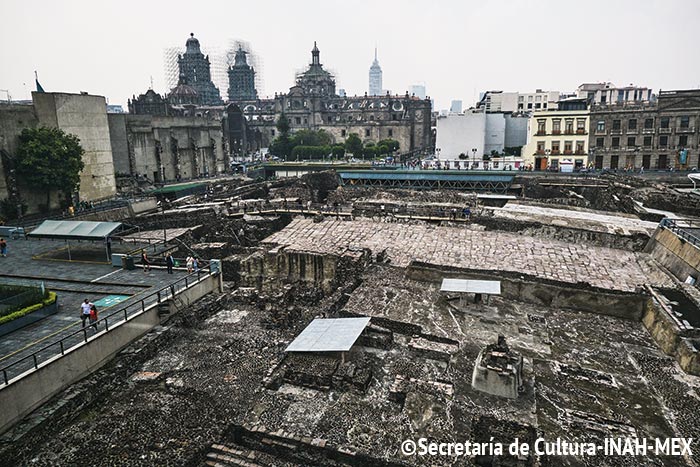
top-left (128, 37), bottom-right (432, 164)
top-left (230, 43), bottom-right (432, 156)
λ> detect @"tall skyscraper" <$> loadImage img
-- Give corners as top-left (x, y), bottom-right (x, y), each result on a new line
top-left (177, 33), bottom-right (223, 105)
top-left (368, 48), bottom-right (382, 96)
top-left (450, 100), bottom-right (463, 113)
top-left (228, 46), bottom-right (257, 101)
top-left (409, 84), bottom-right (426, 100)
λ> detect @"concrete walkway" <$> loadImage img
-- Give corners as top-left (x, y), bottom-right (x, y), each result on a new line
top-left (0, 238), bottom-right (190, 380)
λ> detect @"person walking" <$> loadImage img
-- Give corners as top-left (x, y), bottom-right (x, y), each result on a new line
top-left (141, 250), bottom-right (151, 272)
top-left (0, 238), bottom-right (6, 257)
top-left (89, 304), bottom-right (99, 331)
top-left (80, 299), bottom-right (92, 327)
top-left (186, 255), bottom-right (194, 273)
top-left (165, 252), bottom-right (175, 274)
top-left (193, 257), bottom-right (199, 273)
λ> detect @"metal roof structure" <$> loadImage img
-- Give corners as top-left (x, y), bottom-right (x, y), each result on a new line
top-left (338, 171), bottom-right (514, 192)
top-left (28, 220), bottom-right (123, 241)
top-left (285, 317), bottom-right (371, 353)
top-left (440, 279), bottom-right (501, 295)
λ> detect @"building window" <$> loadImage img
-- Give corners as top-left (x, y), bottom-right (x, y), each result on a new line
top-left (680, 116), bottom-right (690, 128)
top-left (552, 119), bottom-right (561, 134)
top-left (564, 141), bottom-right (573, 154)
top-left (610, 155), bottom-right (619, 169)
top-left (271, 129), bottom-right (275, 137)
top-left (527, 103), bottom-right (533, 109)
top-left (679, 135), bottom-right (688, 147)
top-left (576, 119), bottom-right (586, 134)
top-left (612, 120), bottom-right (621, 130)
top-left (536, 141), bottom-right (545, 154)
top-left (528, 96), bottom-right (533, 102)
top-left (303, 118), bottom-right (308, 124)
top-left (660, 117), bottom-right (670, 128)
top-left (565, 119), bottom-right (574, 134)
top-left (627, 136), bottom-right (636, 147)
top-left (537, 119), bottom-right (546, 135)
top-left (644, 118), bottom-right (654, 129)
top-left (628, 119), bottom-right (637, 130)
top-left (388, 129), bottom-right (393, 137)
top-left (518, 96), bottom-right (524, 102)
top-left (596, 137), bottom-right (604, 148)
top-left (341, 129), bottom-right (346, 137)
top-left (365, 129), bottom-right (370, 137)
top-left (551, 141), bottom-right (560, 154)
top-left (535, 95), bottom-right (542, 102)
top-left (295, 117), bottom-right (301, 125)
top-left (612, 137), bottom-right (620, 148)
top-left (543, 103), bottom-right (548, 108)
top-left (535, 103), bottom-right (541, 109)
top-left (659, 135), bottom-right (668, 147)
top-left (643, 136), bottom-right (652, 147)
top-left (575, 141), bottom-right (585, 154)
top-left (392, 113), bottom-right (398, 120)
top-left (596, 121), bottom-right (605, 132)
top-left (517, 103), bottom-right (524, 110)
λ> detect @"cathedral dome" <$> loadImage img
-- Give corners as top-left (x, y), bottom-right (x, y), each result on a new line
top-left (185, 33), bottom-right (201, 54)
top-left (168, 74), bottom-right (201, 106)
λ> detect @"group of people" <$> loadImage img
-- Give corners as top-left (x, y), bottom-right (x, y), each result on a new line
top-left (79, 299), bottom-right (99, 331)
top-left (140, 250), bottom-right (199, 274)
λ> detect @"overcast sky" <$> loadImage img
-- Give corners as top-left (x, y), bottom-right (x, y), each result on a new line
top-left (1, 0), bottom-right (699, 110)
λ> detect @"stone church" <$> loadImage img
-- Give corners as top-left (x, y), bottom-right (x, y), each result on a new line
top-left (123, 35), bottom-right (432, 179)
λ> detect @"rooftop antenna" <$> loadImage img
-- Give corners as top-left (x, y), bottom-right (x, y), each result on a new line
top-left (150, 75), bottom-right (154, 90)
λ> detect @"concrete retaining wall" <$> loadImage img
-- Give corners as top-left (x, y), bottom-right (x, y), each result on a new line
top-left (0, 273), bottom-right (222, 435)
top-left (645, 227), bottom-right (700, 282)
top-left (406, 262), bottom-right (647, 319)
top-left (0, 301), bottom-right (58, 338)
top-left (642, 298), bottom-right (700, 376)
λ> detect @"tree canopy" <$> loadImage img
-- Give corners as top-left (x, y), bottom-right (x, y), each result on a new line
top-left (344, 133), bottom-right (363, 157)
top-left (15, 127), bottom-right (85, 209)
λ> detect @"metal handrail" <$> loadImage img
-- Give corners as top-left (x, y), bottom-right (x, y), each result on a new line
top-left (660, 218), bottom-right (700, 248)
top-left (0, 265), bottom-right (215, 386)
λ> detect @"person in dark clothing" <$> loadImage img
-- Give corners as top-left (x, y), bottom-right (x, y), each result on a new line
top-left (141, 250), bottom-right (151, 272)
top-left (165, 252), bottom-right (175, 274)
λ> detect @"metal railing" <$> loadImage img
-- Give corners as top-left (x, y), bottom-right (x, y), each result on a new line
top-left (660, 218), bottom-right (700, 248)
top-left (0, 264), bottom-right (215, 386)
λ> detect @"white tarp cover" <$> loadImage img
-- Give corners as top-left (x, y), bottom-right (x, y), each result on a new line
top-left (440, 278), bottom-right (501, 295)
top-left (285, 317), bottom-right (371, 352)
top-left (28, 220), bottom-right (122, 241)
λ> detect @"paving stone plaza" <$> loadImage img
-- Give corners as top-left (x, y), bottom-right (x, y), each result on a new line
top-left (264, 218), bottom-right (669, 292)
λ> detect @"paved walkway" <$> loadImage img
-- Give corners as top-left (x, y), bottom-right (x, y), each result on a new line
top-left (263, 218), bottom-right (673, 293)
top-left (0, 238), bottom-right (189, 379)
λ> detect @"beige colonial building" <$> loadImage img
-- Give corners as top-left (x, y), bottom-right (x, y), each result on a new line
top-left (522, 99), bottom-right (590, 171)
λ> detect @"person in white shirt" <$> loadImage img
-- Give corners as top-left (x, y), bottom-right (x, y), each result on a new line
top-left (80, 299), bottom-right (92, 327)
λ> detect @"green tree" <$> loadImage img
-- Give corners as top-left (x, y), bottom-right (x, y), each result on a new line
top-left (290, 129), bottom-right (332, 148)
top-left (16, 127), bottom-right (85, 211)
top-left (345, 133), bottom-right (362, 158)
top-left (276, 112), bottom-right (290, 134)
top-left (331, 144), bottom-right (345, 159)
top-left (270, 113), bottom-right (292, 160)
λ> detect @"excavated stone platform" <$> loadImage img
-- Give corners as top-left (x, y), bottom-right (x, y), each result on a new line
top-left (263, 218), bottom-right (672, 292)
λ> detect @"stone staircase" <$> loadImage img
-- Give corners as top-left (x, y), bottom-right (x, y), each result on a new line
top-left (205, 443), bottom-right (268, 467)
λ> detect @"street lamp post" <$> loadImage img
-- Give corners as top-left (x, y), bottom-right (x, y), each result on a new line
top-left (471, 148), bottom-right (477, 170)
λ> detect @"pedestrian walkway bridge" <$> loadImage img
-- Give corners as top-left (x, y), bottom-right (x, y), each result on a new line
top-left (338, 170), bottom-right (515, 192)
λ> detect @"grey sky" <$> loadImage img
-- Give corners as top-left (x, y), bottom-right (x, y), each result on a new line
top-left (1, 0), bottom-right (699, 110)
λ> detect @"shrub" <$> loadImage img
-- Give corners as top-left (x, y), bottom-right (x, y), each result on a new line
top-left (0, 291), bottom-right (57, 326)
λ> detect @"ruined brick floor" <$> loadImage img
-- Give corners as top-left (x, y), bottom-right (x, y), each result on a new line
top-left (264, 218), bottom-right (671, 292)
